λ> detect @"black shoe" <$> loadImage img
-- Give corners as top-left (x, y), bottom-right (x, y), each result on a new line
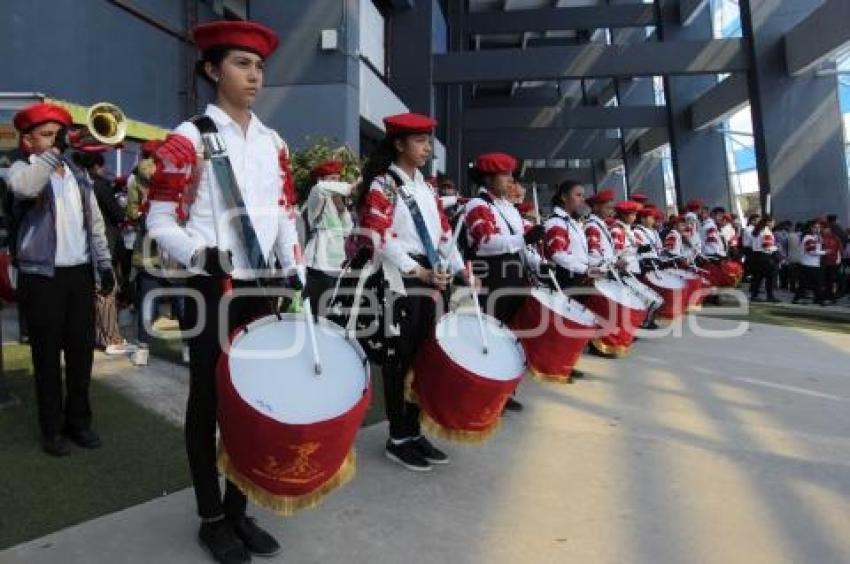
top-left (411, 436), bottom-right (449, 465)
top-left (641, 321), bottom-right (660, 330)
top-left (385, 439), bottom-right (431, 472)
top-left (766, 297), bottom-right (781, 303)
top-left (65, 428), bottom-right (102, 449)
top-left (230, 516), bottom-right (280, 557)
top-left (750, 296), bottom-right (763, 303)
top-left (42, 435), bottom-right (71, 457)
top-left (503, 397), bottom-right (524, 412)
top-left (198, 520), bottom-right (250, 564)
top-left (571, 369), bottom-right (586, 380)
top-left (791, 298), bottom-right (800, 304)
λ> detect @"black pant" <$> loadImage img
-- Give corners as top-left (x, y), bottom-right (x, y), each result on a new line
top-left (749, 252), bottom-right (777, 299)
top-left (473, 253), bottom-right (528, 325)
top-left (18, 266), bottom-right (95, 438)
top-left (305, 267), bottom-right (338, 319)
top-left (382, 274), bottom-right (441, 440)
top-left (184, 276), bottom-right (274, 520)
top-left (793, 265), bottom-right (824, 303)
top-left (823, 265), bottom-right (839, 300)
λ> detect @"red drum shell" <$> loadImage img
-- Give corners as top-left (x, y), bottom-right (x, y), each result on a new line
top-left (510, 290), bottom-right (598, 384)
top-left (582, 280), bottom-right (647, 357)
top-left (642, 272), bottom-right (686, 320)
top-left (705, 259), bottom-right (743, 288)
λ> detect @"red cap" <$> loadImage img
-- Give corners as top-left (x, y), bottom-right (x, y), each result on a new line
top-left (685, 198), bottom-right (704, 212)
top-left (475, 152), bottom-right (518, 175)
top-left (671, 215), bottom-right (685, 224)
top-left (637, 207), bottom-right (656, 218)
top-left (13, 102), bottom-right (73, 132)
top-left (383, 113), bottom-right (437, 136)
top-left (310, 160), bottom-right (344, 180)
top-left (192, 21), bottom-right (279, 58)
top-left (587, 189), bottom-right (615, 206)
top-left (631, 192), bottom-right (649, 204)
top-left (654, 208), bottom-right (666, 221)
top-left (615, 200), bottom-right (642, 215)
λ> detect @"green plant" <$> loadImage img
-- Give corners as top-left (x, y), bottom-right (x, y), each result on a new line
top-left (290, 137), bottom-right (362, 203)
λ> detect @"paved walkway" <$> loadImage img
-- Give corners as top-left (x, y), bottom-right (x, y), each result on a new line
top-left (2, 317), bottom-right (850, 564)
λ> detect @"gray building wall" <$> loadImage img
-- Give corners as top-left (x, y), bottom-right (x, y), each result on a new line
top-left (742, 0), bottom-right (850, 224)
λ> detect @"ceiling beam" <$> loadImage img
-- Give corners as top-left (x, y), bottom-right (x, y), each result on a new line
top-left (463, 129), bottom-right (621, 161)
top-left (464, 105), bottom-right (668, 130)
top-left (434, 39), bottom-right (750, 83)
top-left (464, 4), bottom-right (656, 35)
top-left (679, 0), bottom-right (710, 27)
top-left (689, 73), bottom-right (749, 131)
top-left (784, 0), bottom-right (850, 76)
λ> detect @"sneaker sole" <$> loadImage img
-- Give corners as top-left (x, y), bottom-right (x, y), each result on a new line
top-left (424, 456), bottom-right (450, 465)
top-left (384, 450), bottom-right (432, 472)
top-left (196, 535), bottom-right (252, 564)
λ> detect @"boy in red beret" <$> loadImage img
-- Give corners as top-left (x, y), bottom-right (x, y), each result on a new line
top-left (7, 102), bottom-right (115, 457)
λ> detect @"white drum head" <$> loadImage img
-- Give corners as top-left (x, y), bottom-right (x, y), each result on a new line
top-left (530, 287), bottom-right (597, 327)
top-left (228, 315), bottom-right (368, 425)
top-left (435, 311), bottom-right (525, 381)
top-left (645, 270), bottom-right (686, 290)
top-left (594, 279), bottom-right (646, 310)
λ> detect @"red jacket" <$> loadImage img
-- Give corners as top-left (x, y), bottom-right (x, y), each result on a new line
top-left (822, 232), bottom-right (842, 266)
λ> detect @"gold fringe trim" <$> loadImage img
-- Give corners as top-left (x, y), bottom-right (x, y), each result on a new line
top-left (217, 445), bottom-right (357, 517)
top-left (527, 365), bottom-right (572, 385)
top-left (420, 410), bottom-right (501, 445)
top-left (591, 338), bottom-right (631, 358)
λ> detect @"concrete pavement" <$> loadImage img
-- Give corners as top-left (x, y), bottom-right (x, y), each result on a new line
top-left (3, 317), bottom-right (850, 564)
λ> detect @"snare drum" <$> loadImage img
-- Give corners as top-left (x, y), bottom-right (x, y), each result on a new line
top-left (510, 287), bottom-right (598, 384)
top-left (643, 270), bottom-right (687, 320)
top-left (412, 311), bottom-right (525, 443)
top-left (704, 259), bottom-right (743, 288)
top-left (669, 268), bottom-right (710, 310)
top-left (582, 279), bottom-right (647, 358)
top-left (216, 314), bottom-right (371, 516)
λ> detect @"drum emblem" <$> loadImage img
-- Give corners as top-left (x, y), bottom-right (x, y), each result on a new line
top-left (253, 443), bottom-right (326, 485)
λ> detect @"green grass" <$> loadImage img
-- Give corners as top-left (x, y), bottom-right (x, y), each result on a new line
top-left (699, 302), bottom-right (850, 335)
top-left (0, 344), bottom-right (189, 550)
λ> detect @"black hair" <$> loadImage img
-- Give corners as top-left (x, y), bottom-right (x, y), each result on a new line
top-left (195, 45), bottom-right (264, 83)
top-left (71, 151), bottom-right (104, 170)
top-left (551, 179), bottom-right (584, 208)
top-left (753, 214), bottom-right (773, 236)
top-left (357, 135), bottom-right (404, 208)
top-left (827, 214), bottom-right (837, 222)
top-left (711, 206), bottom-right (726, 215)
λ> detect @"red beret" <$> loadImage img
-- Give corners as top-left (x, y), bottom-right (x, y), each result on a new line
top-left (685, 198), bottom-right (704, 212)
top-left (637, 206), bottom-right (657, 218)
top-left (311, 160), bottom-right (344, 179)
top-left (383, 113), bottom-right (437, 136)
top-left (631, 192), bottom-right (649, 204)
top-left (475, 152), bottom-right (518, 175)
top-left (654, 208), bottom-right (666, 221)
top-left (615, 200), bottom-right (642, 215)
top-left (192, 21), bottom-right (279, 59)
top-left (587, 188), bottom-right (615, 206)
top-left (14, 102), bottom-right (73, 132)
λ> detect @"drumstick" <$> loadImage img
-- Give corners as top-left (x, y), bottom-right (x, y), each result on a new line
top-left (294, 245), bottom-right (323, 376)
top-left (532, 182), bottom-right (541, 225)
top-left (466, 261), bottom-right (489, 355)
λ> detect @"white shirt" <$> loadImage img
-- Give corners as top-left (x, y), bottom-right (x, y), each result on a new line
top-left (545, 206), bottom-right (590, 274)
top-left (304, 181), bottom-right (353, 273)
top-left (147, 104), bottom-right (297, 279)
top-left (611, 220), bottom-right (641, 273)
top-left (800, 234), bottom-right (825, 267)
top-left (701, 217), bottom-right (726, 257)
top-left (633, 224), bottom-right (661, 259)
top-left (585, 214), bottom-right (615, 263)
top-left (377, 164), bottom-right (463, 275)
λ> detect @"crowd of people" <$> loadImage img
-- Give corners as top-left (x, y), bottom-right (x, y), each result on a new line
top-left (2, 17), bottom-right (849, 564)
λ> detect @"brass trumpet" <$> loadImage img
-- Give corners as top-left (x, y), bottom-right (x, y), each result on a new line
top-left (68, 102), bottom-right (128, 150)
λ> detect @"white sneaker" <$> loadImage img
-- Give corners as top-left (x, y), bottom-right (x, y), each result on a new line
top-left (131, 347), bottom-right (150, 366)
top-left (104, 341), bottom-right (138, 356)
top-left (181, 345), bottom-right (190, 364)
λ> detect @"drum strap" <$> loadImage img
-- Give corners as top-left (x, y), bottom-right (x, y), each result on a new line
top-left (191, 115), bottom-right (269, 272)
top-left (478, 190), bottom-right (517, 236)
top-left (388, 170), bottom-right (440, 269)
top-left (588, 216), bottom-right (615, 250)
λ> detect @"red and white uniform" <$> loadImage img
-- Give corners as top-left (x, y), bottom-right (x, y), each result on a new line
top-left (800, 234), bottom-right (825, 267)
top-left (464, 189), bottom-right (541, 272)
top-left (633, 224), bottom-right (662, 259)
top-left (147, 104), bottom-right (298, 279)
top-left (610, 220), bottom-right (641, 273)
top-left (721, 223), bottom-right (737, 249)
top-left (663, 229), bottom-right (685, 257)
top-left (682, 215), bottom-right (702, 259)
top-left (752, 227), bottom-right (778, 254)
top-left (701, 217), bottom-right (726, 257)
top-left (359, 164), bottom-right (463, 277)
top-left (585, 214), bottom-right (615, 264)
top-left (544, 206), bottom-right (590, 275)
